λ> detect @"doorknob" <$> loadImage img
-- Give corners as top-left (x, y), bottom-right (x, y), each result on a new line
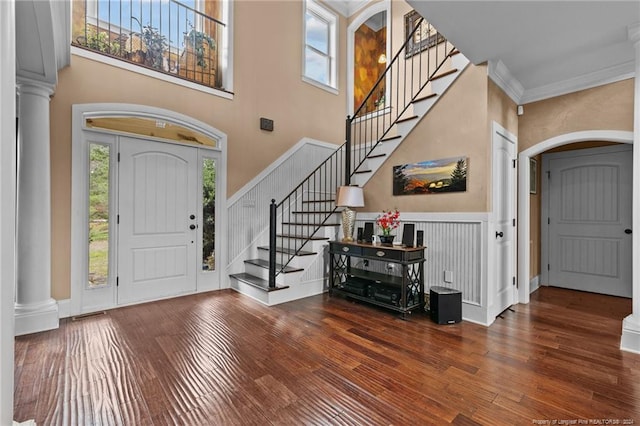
top-left (495, 231), bottom-right (504, 238)
top-left (625, 228), bottom-right (632, 234)
top-left (189, 224), bottom-right (196, 230)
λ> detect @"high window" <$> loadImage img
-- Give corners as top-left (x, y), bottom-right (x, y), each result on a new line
top-left (303, 0), bottom-right (337, 92)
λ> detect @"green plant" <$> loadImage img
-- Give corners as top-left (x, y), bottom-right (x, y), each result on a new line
top-left (141, 25), bottom-right (168, 69)
top-left (83, 28), bottom-right (121, 55)
top-left (132, 17), bottom-right (168, 70)
top-left (186, 27), bottom-right (215, 68)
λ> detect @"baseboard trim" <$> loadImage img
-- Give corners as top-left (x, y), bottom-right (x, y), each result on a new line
top-left (530, 275), bottom-right (540, 293)
top-left (57, 298), bottom-right (71, 319)
top-left (621, 314), bottom-right (640, 354)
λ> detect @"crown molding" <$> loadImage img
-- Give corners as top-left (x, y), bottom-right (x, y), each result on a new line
top-left (520, 60), bottom-right (635, 104)
top-left (487, 60), bottom-right (524, 104)
top-left (324, 0), bottom-right (369, 17)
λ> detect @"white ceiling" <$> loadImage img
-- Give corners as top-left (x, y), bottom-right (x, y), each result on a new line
top-left (406, 1), bottom-right (639, 103)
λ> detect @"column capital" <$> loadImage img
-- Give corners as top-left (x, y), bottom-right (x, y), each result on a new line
top-left (16, 77), bottom-right (54, 98)
top-left (629, 22), bottom-right (640, 45)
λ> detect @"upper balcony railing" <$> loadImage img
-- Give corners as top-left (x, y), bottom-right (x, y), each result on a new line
top-left (72, 0), bottom-right (226, 91)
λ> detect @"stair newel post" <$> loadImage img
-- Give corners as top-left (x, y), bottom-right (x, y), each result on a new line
top-left (345, 116), bottom-right (352, 185)
top-left (269, 199), bottom-right (277, 288)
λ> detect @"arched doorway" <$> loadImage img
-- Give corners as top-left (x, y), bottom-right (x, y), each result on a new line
top-left (517, 130), bottom-right (633, 302)
top-left (70, 104), bottom-right (228, 315)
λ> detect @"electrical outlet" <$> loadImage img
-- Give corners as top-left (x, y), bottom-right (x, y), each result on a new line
top-left (444, 270), bottom-right (453, 283)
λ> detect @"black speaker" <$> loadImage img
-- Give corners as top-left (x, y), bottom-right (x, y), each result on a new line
top-left (363, 222), bottom-right (374, 243)
top-left (357, 227), bottom-right (363, 242)
top-left (402, 224), bottom-right (415, 247)
top-left (429, 286), bottom-right (461, 324)
top-left (416, 230), bottom-right (424, 247)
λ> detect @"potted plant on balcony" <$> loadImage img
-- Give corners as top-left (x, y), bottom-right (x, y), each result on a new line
top-left (179, 25), bottom-right (217, 85)
top-left (127, 17), bottom-right (168, 71)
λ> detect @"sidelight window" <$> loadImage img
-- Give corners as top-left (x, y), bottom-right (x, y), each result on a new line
top-left (202, 157), bottom-right (216, 271)
top-left (88, 143), bottom-right (111, 287)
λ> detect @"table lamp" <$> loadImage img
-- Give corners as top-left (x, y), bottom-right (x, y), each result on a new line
top-left (336, 186), bottom-right (364, 242)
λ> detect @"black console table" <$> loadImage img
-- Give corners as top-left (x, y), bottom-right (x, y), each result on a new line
top-left (328, 241), bottom-right (425, 318)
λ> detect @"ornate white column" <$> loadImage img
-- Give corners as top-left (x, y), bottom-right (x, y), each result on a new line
top-left (622, 22), bottom-right (640, 353)
top-left (14, 78), bottom-right (58, 335)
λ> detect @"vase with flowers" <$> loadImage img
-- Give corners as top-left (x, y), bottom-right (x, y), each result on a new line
top-left (376, 209), bottom-right (400, 244)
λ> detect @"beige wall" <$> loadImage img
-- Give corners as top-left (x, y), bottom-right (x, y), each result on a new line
top-left (519, 78), bottom-right (634, 151)
top-left (363, 65), bottom-right (490, 212)
top-left (50, 1), bottom-right (347, 299)
top-left (518, 78), bottom-right (635, 279)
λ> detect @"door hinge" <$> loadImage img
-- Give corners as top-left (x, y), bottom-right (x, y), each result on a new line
top-left (547, 217), bottom-right (550, 225)
top-left (116, 276), bottom-right (119, 286)
top-left (512, 276), bottom-right (516, 286)
top-left (117, 152), bottom-right (121, 162)
top-left (117, 214), bottom-right (120, 224)
top-left (547, 170), bottom-right (550, 180)
top-left (512, 218), bottom-right (516, 227)
top-left (512, 159), bottom-right (517, 168)
top-left (547, 264), bottom-right (550, 271)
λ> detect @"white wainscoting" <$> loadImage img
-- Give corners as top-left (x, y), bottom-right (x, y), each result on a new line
top-left (226, 138), bottom-right (338, 278)
top-left (356, 212), bottom-right (491, 325)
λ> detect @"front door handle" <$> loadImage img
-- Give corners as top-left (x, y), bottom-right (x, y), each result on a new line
top-left (496, 231), bottom-right (504, 238)
top-left (625, 228), bottom-right (632, 234)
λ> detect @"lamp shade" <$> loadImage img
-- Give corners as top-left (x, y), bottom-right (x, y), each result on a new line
top-left (336, 186), bottom-right (364, 208)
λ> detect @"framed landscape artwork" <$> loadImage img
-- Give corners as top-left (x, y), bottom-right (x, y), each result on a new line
top-left (393, 156), bottom-right (468, 195)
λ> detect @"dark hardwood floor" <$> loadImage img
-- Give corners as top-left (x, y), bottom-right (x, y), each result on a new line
top-left (14, 286), bottom-right (640, 425)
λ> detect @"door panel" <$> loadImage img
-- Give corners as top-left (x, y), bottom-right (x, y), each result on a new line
top-left (547, 146), bottom-right (632, 298)
top-left (492, 128), bottom-right (517, 318)
top-left (118, 137), bottom-right (198, 305)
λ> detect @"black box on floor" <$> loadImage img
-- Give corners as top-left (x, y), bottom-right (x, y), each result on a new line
top-left (429, 286), bottom-right (462, 324)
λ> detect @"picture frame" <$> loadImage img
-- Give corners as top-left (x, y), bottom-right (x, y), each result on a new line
top-left (404, 10), bottom-right (445, 59)
top-left (530, 158), bottom-right (537, 194)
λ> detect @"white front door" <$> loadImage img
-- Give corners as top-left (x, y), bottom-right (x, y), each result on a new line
top-left (491, 124), bottom-right (517, 318)
top-left (117, 137), bottom-right (199, 305)
top-left (543, 145), bottom-right (632, 298)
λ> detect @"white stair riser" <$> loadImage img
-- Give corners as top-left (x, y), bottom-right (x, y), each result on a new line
top-left (412, 96), bottom-right (438, 117)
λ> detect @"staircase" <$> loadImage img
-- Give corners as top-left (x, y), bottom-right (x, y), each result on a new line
top-left (230, 17), bottom-right (469, 305)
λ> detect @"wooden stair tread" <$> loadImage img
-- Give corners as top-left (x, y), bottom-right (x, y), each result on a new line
top-left (229, 272), bottom-right (289, 292)
top-left (257, 246), bottom-right (316, 256)
top-left (380, 135), bottom-right (402, 143)
top-left (396, 115), bottom-right (418, 124)
top-left (367, 153), bottom-right (386, 159)
top-left (244, 258), bottom-right (303, 273)
top-left (432, 68), bottom-right (458, 80)
top-left (292, 210), bottom-right (339, 215)
top-left (281, 222), bottom-right (340, 227)
top-left (277, 233), bottom-right (330, 241)
top-left (413, 93), bottom-right (438, 103)
top-left (302, 199), bottom-right (335, 204)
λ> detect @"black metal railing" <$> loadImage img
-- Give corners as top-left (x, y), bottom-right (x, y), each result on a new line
top-left (345, 17), bottom-right (456, 181)
top-left (72, 0), bottom-right (225, 90)
top-left (267, 16), bottom-right (457, 287)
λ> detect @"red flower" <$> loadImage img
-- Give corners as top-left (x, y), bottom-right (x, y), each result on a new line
top-left (376, 209), bottom-right (400, 235)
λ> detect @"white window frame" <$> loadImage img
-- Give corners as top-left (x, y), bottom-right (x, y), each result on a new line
top-left (75, 0), bottom-right (234, 98)
top-left (303, 0), bottom-right (338, 94)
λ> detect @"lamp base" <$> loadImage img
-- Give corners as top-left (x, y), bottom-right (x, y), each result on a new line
top-left (341, 208), bottom-right (356, 242)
